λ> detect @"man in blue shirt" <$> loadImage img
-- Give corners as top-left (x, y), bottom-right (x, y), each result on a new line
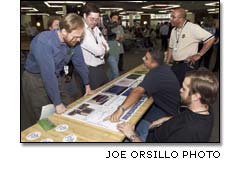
top-left (22, 13), bottom-right (94, 125)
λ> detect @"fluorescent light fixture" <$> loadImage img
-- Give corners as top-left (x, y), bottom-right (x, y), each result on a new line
top-left (142, 4), bottom-right (180, 10)
top-left (100, 7), bottom-right (123, 11)
top-left (119, 12), bottom-right (127, 15)
top-left (205, 2), bottom-right (219, 6)
top-left (126, 11), bottom-right (143, 14)
top-left (56, 11), bottom-right (64, 14)
top-left (21, 7), bottom-right (38, 12)
top-left (45, 1), bottom-right (85, 4)
top-left (186, 12), bottom-right (192, 14)
top-left (208, 11), bottom-right (219, 14)
top-left (158, 10), bottom-right (168, 13)
top-left (117, 1), bottom-right (147, 2)
top-left (26, 13), bottom-right (49, 16)
top-left (207, 8), bottom-right (219, 11)
top-left (44, 2), bottom-right (63, 8)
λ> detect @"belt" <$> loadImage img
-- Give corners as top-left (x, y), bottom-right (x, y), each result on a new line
top-left (88, 64), bottom-right (104, 68)
top-left (173, 60), bottom-right (188, 64)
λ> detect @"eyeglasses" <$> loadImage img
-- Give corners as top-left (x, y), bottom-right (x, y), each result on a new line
top-left (69, 34), bottom-right (84, 42)
top-left (87, 17), bottom-right (100, 23)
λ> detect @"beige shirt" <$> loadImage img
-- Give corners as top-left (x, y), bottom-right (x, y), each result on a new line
top-left (81, 23), bottom-right (109, 67)
top-left (169, 21), bottom-right (214, 61)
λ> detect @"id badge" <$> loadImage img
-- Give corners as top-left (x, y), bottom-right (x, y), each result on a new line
top-left (117, 42), bottom-right (121, 47)
top-left (64, 65), bottom-right (69, 75)
top-left (173, 47), bottom-right (177, 52)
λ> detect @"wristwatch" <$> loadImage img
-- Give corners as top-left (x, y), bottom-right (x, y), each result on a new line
top-left (196, 52), bottom-right (202, 57)
top-left (129, 134), bottom-right (139, 142)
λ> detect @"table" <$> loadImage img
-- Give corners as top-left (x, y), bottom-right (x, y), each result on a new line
top-left (21, 64), bottom-right (153, 142)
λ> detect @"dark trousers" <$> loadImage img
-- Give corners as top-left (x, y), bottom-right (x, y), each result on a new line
top-left (198, 47), bottom-right (214, 68)
top-left (118, 53), bottom-right (124, 71)
top-left (88, 65), bottom-right (109, 90)
top-left (171, 61), bottom-right (197, 86)
top-left (22, 71), bottom-right (71, 125)
top-left (161, 35), bottom-right (168, 51)
top-left (213, 47), bottom-right (220, 72)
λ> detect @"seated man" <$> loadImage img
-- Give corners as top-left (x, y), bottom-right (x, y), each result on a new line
top-left (107, 48), bottom-right (180, 141)
top-left (117, 68), bottom-right (219, 142)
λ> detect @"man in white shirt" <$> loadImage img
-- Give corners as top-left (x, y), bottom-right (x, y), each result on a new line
top-left (81, 3), bottom-right (109, 89)
top-left (165, 8), bottom-right (215, 86)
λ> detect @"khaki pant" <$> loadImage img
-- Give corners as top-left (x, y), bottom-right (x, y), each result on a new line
top-left (22, 71), bottom-right (71, 125)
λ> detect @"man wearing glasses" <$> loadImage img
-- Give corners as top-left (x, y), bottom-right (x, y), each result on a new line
top-left (22, 13), bottom-right (93, 126)
top-left (81, 3), bottom-right (109, 89)
top-left (165, 7), bottom-right (215, 86)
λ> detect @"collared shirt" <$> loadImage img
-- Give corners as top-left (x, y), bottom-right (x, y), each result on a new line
top-left (81, 23), bottom-right (109, 67)
top-left (25, 30), bottom-right (89, 105)
top-left (159, 24), bottom-right (169, 36)
top-left (111, 25), bottom-right (124, 54)
top-left (169, 21), bottom-right (214, 61)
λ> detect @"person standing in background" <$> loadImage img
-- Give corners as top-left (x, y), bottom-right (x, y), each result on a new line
top-left (165, 8), bottom-right (215, 86)
top-left (81, 3), bottom-right (109, 89)
top-left (109, 13), bottom-right (125, 72)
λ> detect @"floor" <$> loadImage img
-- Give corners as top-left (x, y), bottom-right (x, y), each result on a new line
top-left (21, 39), bottom-right (220, 142)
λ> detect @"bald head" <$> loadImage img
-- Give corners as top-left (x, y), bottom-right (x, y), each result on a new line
top-left (170, 7), bottom-right (187, 27)
top-left (173, 8), bottom-right (186, 19)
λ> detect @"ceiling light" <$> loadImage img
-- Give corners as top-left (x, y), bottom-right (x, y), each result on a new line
top-left (158, 10), bottom-right (168, 13)
top-left (205, 2), bottom-right (219, 6)
top-left (45, 1), bottom-right (85, 4)
top-left (208, 11), bottom-right (219, 14)
top-left (21, 7), bottom-right (38, 12)
top-left (126, 11), bottom-right (143, 14)
top-left (100, 8), bottom-right (123, 11)
top-left (56, 11), bottom-right (64, 14)
top-left (117, 1), bottom-right (147, 2)
top-left (44, 2), bottom-right (63, 8)
top-left (142, 4), bottom-right (180, 10)
top-left (207, 8), bottom-right (219, 11)
top-left (36, 22), bottom-right (41, 27)
top-left (26, 13), bottom-right (49, 16)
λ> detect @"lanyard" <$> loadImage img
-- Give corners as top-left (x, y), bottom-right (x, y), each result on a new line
top-left (175, 20), bottom-right (187, 44)
top-left (89, 28), bottom-right (98, 44)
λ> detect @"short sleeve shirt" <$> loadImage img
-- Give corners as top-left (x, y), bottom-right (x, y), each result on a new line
top-left (169, 21), bottom-right (214, 61)
top-left (139, 65), bottom-right (180, 115)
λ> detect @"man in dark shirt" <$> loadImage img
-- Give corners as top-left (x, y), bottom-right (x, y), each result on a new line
top-left (22, 13), bottom-right (94, 125)
top-left (107, 48), bottom-right (180, 141)
top-left (117, 68), bottom-right (219, 142)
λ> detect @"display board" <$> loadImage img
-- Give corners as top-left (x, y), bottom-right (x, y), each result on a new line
top-left (63, 73), bottom-right (147, 132)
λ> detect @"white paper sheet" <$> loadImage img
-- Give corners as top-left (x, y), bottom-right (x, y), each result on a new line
top-left (39, 104), bottom-right (55, 120)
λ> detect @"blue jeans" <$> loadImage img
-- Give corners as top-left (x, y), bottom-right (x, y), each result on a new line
top-left (135, 104), bottom-right (169, 142)
top-left (107, 55), bottom-right (119, 81)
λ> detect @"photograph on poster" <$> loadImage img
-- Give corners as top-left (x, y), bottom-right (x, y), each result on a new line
top-left (104, 85), bottom-right (128, 95)
top-left (88, 93), bottom-right (114, 105)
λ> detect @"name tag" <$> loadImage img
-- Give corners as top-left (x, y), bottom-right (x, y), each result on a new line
top-left (173, 47), bottom-right (177, 52)
top-left (64, 65), bottom-right (69, 75)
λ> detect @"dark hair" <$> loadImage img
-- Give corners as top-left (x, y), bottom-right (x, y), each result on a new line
top-left (82, 2), bottom-right (100, 16)
top-left (148, 48), bottom-right (165, 65)
top-left (47, 17), bottom-right (60, 28)
top-left (110, 12), bottom-right (119, 19)
top-left (186, 68), bottom-right (219, 106)
top-left (59, 13), bottom-right (84, 33)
